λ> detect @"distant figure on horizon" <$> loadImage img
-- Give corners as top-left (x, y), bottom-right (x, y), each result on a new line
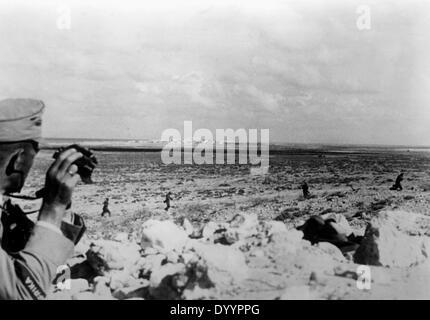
top-left (101, 198), bottom-right (111, 217)
top-left (390, 172), bottom-right (404, 191)
top-left (302, 181), bottom-right (310, 198)
top-left (164, 192), bottom-right (173, 211)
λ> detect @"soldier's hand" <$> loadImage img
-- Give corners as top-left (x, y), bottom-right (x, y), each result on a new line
top-left (39, 148), bottom-right (83, 227)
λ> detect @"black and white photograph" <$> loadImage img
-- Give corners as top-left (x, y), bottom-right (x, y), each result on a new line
top-left (1, 0), bottom-right (430, 305)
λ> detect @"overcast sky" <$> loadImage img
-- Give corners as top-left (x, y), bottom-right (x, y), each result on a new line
top-left (0, 0), bottom-right (429, 145)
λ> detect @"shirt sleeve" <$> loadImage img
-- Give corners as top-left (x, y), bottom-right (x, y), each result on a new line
top-left (0, 224), bottom-right (74, 300)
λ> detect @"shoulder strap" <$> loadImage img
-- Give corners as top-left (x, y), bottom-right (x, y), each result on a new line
top-left (14, 258), bottom-right (46, 300)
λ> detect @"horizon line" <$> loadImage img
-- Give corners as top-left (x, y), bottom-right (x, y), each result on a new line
top-left (41, 137), bottom-right (430, 149)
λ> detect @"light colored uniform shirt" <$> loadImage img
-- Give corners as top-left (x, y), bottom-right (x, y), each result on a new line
top-left (0, 194), bottom-right (74, 300)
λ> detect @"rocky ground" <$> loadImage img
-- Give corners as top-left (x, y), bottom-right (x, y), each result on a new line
top-left (19, 148), bottom-right (430, 299)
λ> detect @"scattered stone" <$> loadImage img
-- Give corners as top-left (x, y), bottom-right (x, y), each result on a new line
top-left (354, 211), bottom-right (430, 267)
top-left (309, 271), bottom-right (318, 283)
top-left (48, 208), bottom-right (430, 300)
top-left (183, 287), bottom-right (215, 300)
top-left (112, 282), bottom-right (149, 300)
top-left (150, 263), bottom-right (186, 288)
top-left (181, 218), bottom-right (195, 236)
top-left (132, 254), bottom-right (166, 279)
top-left (316, 242), bottom-right (346, 262)
top-left (74, 236), bottom-right (91, 256)
top-left (191, 242), bottom-right (249, 285)
top-left (86, 240), bottom-right (141, 273)
top-left (109, 271), bottom-right (143, 291)
top-left (166, 251), bottom-right (180, 263)
top-left (69, 278), bottom-right (90, 295)
top-left (229, 214), bottom-right (246, 228)
top-left (148, 263), bottom-right (188, 299)
top-left (320, 213), bottom-right (353, 237)
top-left (334, 266), bottom-right (359, 280)
top-left (266, 229), bottom-right (342, 277)
top-left (202, 221), bottom-right (225, 240)
top-left (308, 270), bottom-right (328, 286)
top-left (237, 189), bottom-right (246, 195)
top-left (264, 221), bottom-right (288, 236)
top-left (269, 229), bottom-right (304, 254)
top-left (93, 276), bottom-right (112, 297)
top-left (181, 252), bottom-right (199, 265)
top-left (141, 220), bottom-right (189, 252)
top-left (143, 247), bottom-right (159, 256)
top-left (113, 232), bottom-right (129, 243)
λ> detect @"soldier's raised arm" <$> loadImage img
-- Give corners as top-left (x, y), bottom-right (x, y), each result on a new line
top-left (0, 148), bottom-right (83, 299)
top-left (0, 99), bottom-right (85, 300)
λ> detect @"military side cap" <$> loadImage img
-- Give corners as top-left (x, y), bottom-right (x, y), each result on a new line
top-left (0, 99), bottom-right (45, 142)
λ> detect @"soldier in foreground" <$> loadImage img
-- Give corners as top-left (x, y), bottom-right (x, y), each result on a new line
top-left (0, 99), bottom-right (85, 299)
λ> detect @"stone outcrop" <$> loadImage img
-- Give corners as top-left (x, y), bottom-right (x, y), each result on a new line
top-left (354, 211), bottom-right (430, 267)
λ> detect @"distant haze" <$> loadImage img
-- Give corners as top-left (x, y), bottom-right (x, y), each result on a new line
top-left (1, 0), bottom-right (429, 145)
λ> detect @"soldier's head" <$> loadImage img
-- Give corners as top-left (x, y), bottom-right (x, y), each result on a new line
top-left (0, 99), bottom-right (45, 194)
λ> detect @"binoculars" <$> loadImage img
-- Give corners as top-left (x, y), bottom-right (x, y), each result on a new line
top-left (53, 144), bottom-right (98, 184)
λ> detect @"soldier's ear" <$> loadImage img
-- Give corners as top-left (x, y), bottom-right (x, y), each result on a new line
top-left (5, 149), bottom-right (25, 176)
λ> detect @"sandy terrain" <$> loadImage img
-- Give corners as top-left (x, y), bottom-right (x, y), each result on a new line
top-left (18, 147), bottom-right (430, 299)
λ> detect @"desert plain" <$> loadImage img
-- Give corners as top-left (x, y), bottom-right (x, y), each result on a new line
top-left (17, 144), bottom-right (430, 300)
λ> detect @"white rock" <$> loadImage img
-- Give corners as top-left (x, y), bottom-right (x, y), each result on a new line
top-left (181, 252), bottom-right (199, 265)
top-left (109, 271), bottom-right (142, 291)
top-left (87, 240), bottom-right (141, 272)
top-left (113, 232), bottom-right (129, 243)
top-left (74, 236), bottom-right (91, 256)
top-left (65, 255), bottom-right (87, 269)
top-left (112, 282), bottom-right (149, 300)
top-left (140, 220), bottom-right (188, 252)
top-left (93, 276), bottom-right (112, 297)
top-left (141, 254), bottom-right (166, 272)
top-left (270, 229), bottom-right (304, 255)
top-left (143, 247), bottom-right (159, 256)
top-left (183, 287), bottom-right (215, 300)
top-left (166, 251), bottom-right (180, 263)
top-left (316, 242), bottom-right (346, 262)
top-left (68, 278), bottom-right (90, 295)
top-left (321, 213), bottom-right (353, 236)
top-left (182, 218), bottom-right (195, 236)
top-left (149, 263), bottom-right (186, 287)
top-left (202, 221), bottom-right (221, 239)
top-left (354, 211), bottom-right (430, 267)
top-left (378, 210), bottom-right (430, 236)
top-left (267, 229), bottom-right (341, 276)
top-left (191, 242), bottom-right (249, 285)
top-left (234, 214), bottom-right (260, 239)
top-left (230, 213), bottom-right (258, 229)
top-left (264, 221), bottom-right (288, 236)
